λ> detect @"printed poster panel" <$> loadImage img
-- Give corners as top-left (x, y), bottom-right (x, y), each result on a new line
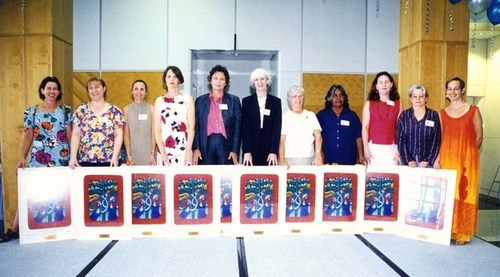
top-left (74, 167), bottom-right (132, 240)
top-left (397, 167), bottom-right (457, 245)
top-left (363, 166), bottom-right (400, 234)
top-left (130, 166), bottom-right (168, 238)
top-left (235, 166), bottom-right (287, 237)
top-left (18, 167), bottom-right (75, 244)
top-left (319, 165), bottom-right (365, 234)
top-left (174, 174), bottom-right (213, 224)
top-left (283, 166), bottom-right (324, 236)
top-left (169, 166), bottom-right (221, 238)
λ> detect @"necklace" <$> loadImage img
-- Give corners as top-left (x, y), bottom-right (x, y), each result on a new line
top-left (375, 101), bottom-right (390, 120)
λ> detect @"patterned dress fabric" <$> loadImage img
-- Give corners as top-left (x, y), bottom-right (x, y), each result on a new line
top-left (73, 103), bottom-right (125, 163)
top-left (439, 106), bottom-right (480, 242)
top-left (23, 104), bottom-right (72, 167)
top-left (158, 94), bottom-right (189, 165)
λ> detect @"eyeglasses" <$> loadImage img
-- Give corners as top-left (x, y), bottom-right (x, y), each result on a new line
top-left (290, 94), bottom-right (304, 99)
top-left (411, 95), bottom-right (426, 99)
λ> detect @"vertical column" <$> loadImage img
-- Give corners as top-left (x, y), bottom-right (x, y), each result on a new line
top-left (0, 0), bottom-right (73, 230)
top-left (399, 0), bottom-right (469, 110)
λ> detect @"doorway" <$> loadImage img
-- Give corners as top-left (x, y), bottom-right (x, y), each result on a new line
top-left (190, 50), bottom-right (279, 100)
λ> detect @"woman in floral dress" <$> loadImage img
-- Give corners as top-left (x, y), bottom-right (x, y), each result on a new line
top-left (69, 77), bottom-right (125, 167)
top-left (1, 76), bottom-right (71, 242)
top-left (154, 66), bottom-right (195, 166)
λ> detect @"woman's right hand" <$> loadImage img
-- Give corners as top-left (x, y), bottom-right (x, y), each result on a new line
top-left (192, 150), bottom-right (202, 165)
top-left (17, 160), bottom-right (26, 169)
top-left (243, 153), bottom-right (253, 166)
top-left (69, 158), bottom-right (80, 169)
top-left (363, 148), bottom-right (372, 165)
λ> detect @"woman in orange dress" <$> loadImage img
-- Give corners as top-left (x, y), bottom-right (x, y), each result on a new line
top-left (435, 77), bottom-right (483, 245)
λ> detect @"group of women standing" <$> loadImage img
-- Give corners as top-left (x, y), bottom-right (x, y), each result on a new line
top-left (363, 72), bottom-right (483, 245)
top-left (1, 69), bottom-right (483, 247)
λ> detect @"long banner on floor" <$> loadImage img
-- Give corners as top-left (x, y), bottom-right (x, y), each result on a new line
top-left (17, 165), bottom-right (456, 245)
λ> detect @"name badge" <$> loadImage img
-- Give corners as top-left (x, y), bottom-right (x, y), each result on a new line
top-left (138, 113), bottom-right (148, 121)
top-left (386, 100), bottom-right (395, 106)
top-left (219, 104), bottom-right (228, 110)
top-left (425, 120), bottom-right (435, 127)
top-left (341, 120), bottom-right (350, 126)
top-left (263, 109), bottom-right (271, 116)
top-left (99, 116), bottom-right (109, 123)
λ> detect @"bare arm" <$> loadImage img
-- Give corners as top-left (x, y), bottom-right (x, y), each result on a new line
top-left (473, 108), bottom-right (483, 148)
top-left (110, 126), bottom-right (123, 167)
top-left (361, 101), bottom-right (371, 162)
top-left (278, 134), bottom-right (289, 168)
top-left (355, 137), bottom-right (365, 165)
top-left (149, 105), bottom-right (157, 165)
top-left (312, 129), bottom-right (323, 166)
top-left (123, 106), bottom-right (133, 165)
top-left (69, 122), bottom-right (81, 169)
top-left (185, 95), bottom-right (196, 165)
top-left (153, 97), bottom-right (170, 166)
top-left (17, 128), bottom-right (34, 168)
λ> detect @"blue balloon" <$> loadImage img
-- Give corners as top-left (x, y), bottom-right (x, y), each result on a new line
top-left (487, 0), bottom-right (500, 25)
top-left (468, 0), bottom-right (493, 14)
top-left (449, 0), bottom-right (462, 4)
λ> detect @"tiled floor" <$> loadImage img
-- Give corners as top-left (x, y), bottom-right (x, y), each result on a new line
top-left (477, 194), bottom-right (500, 247)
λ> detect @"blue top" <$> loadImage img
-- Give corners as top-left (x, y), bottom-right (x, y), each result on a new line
top-left (316, 107), bottom-right (362, 165)
top-left (397, 107), bottom-right (441, 166)
top-left (24, 104), bottom-right (72, 167)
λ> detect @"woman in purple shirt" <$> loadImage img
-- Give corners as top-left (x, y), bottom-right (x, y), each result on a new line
top-left (397, 84), bottom-right (441, 168)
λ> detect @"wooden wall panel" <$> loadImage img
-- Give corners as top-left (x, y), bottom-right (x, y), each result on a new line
top-left (49, 0), bottom-right (73, 43)
top-left (25, 0), bottom-right (52, 35)
top-left (0, 37), bottom-right (26, 223)
top-left (0, 1), bottom-right (24, 35)
top-left (444, 1), bottom-right (469, 42)
top-left (63, 42), bottom-right (74, 107)
top-left (303, 73), bottom-right (366, 116)
top-left (72, 72), bottom-right (165, 111)
top-left (420, 42), bottom-right (446, 112)
top-left (25, 36), bottom-right (52, 105)
top-left (399, 0), bottom-right (410, 48)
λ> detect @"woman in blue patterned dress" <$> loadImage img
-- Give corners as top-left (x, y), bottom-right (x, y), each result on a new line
top-left (1, 76), bottom-right (72, 242)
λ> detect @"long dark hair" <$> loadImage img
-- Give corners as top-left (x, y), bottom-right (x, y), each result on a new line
top-left (324, 84), bottom-right (349, 109)
top-left (367, 71), bottom-right (400, 101)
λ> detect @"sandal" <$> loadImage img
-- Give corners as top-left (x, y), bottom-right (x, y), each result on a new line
top-left (0, 229), bottom-right (19, 243)
top-left (454, 240), bottom-right (467, 246)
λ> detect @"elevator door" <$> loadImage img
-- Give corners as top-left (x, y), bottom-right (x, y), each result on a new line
top-left (191, 50), bottom-right (279, 101)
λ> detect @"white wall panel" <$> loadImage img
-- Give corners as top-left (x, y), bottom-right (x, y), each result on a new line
top-left (167, 0), bottom-right (235, 94)
top-left (366, 0), bottom-right (399, 73)
top-left (302, 0), bottom-right (367, 73)
top-left (236, 0), bottom-right (303, 72)
top-left (101, 0), bottom-right (168, 71)
top-left (73, 0), bottom-right (100, 71)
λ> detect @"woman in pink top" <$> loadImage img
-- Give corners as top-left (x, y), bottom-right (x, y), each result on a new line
top-left (362, 71), bottom-right (402, 166)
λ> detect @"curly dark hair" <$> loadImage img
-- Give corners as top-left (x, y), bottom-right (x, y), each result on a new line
top-left (207, 64), bottom-right (230, 92)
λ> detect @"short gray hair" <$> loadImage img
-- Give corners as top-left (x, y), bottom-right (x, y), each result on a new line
top-left (249, 68), bottom-right (272, 88)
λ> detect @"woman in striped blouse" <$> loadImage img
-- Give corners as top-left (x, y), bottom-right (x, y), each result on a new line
top-left (397, 84), bottom-right (441, 168)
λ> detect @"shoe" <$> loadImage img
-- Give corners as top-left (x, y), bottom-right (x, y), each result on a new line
top-left (454, 240), bottom-right (467, 246)
top-left (0, 229), bottom-right (19, 243)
